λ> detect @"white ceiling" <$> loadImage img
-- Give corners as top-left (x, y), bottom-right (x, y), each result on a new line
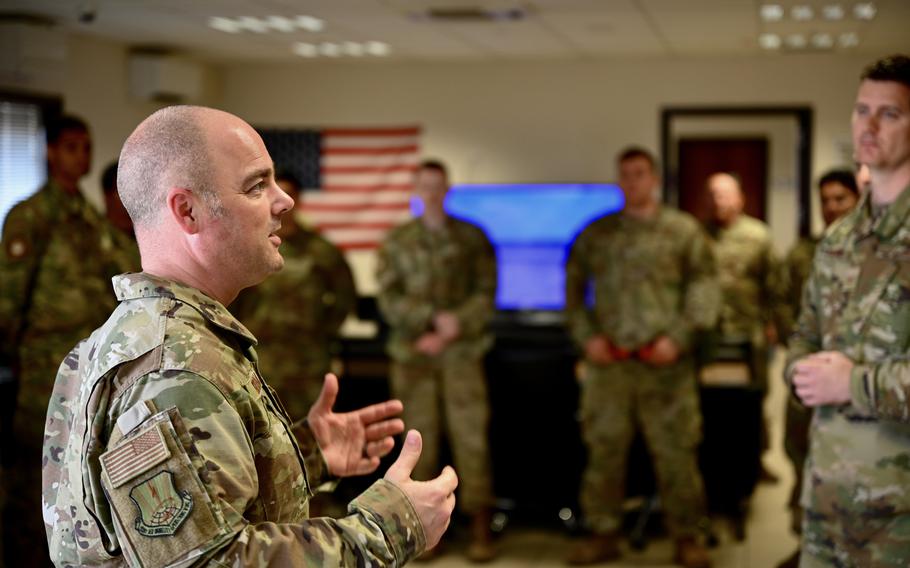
top-left (0, 0), bottom-right (908, 62)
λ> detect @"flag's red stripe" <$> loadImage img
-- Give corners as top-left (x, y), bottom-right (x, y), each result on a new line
top-left (323, 145), bottom-right (419, 156)
top-left (323, 127), bottom-right (420, 137)
top-left (300, 203), bottom-right (410, 212)
top-left (314, 222), bottom-right (398, 231)
top-left (323, 184), bottom-right (413, 192)
top-left (323, 164), bottom-right (417, 174)
top-left (337, 241), bottom-right (381, 251)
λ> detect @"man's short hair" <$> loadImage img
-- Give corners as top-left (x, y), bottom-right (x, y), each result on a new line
top-left (617, 146), bottom-right (659, 172)
top-left (101, 161), bottom-right (118, 195)
top-left (118, 106), bottom-right (219, 227)
top-left (819, 169), bottom-right (860, 196)
top-left (861, 54), bottom-right (910, 90)
top-left (417, 159), bottom-right (448, 179)
top-left (46, 115), bottom-right (89, 145)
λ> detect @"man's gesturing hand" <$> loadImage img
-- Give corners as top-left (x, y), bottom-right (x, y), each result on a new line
top-left (792, 351), bottom-right (854, 407)
top-left (308, 373), bottom-right (405, 477)
top-left (385, 430), bottom-right (458, 551)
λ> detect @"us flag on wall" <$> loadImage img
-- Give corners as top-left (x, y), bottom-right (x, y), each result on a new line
top-left (259, 126), bottom-right (419, 250)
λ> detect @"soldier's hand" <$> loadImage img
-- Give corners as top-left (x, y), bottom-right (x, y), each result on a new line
top-left (385, 430), bottom-right (457, 551)
top-left (308, 373), bottom-right (405, 477)
top-left (792, 351), bottom-right (853, 407)
top-left (584, 335), bottom-right (613, 366)
top-left (644, 336), bottom-right (680, 367)
top-left (433, 311), bottom-right (461, 342)
top-left (415, 332), bottom-right (447, 356)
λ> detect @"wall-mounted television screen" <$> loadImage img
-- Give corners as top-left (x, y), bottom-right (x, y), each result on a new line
top-left (413, 184), bottom-right (625, 311)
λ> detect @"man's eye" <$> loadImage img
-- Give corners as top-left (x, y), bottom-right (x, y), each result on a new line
top-left (248, 181), bottom-right (267, 193)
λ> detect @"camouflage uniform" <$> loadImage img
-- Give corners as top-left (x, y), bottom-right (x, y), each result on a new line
top-left (0, 180), bottom-right (139, 566)
top-left (705, 214), bottom-right (782, 391)
top-left (565, 207), bottom-right (720, 538)
top-left (234, 220), bottom-right (356, 420)
top-left (42, 272), bottom-right (425, 567)
top-left (376, 217), bottom-right (496, 514)
top-left (787, 190), bottom-right (910, 567)
top-left (781, 237), bottom-right (819, 535)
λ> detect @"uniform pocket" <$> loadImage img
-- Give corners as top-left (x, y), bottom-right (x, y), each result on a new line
top-left (100, 410), bottom-right (226, 567)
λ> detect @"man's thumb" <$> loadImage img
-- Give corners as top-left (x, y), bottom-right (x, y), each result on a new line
top-left (386, 430), bottom-right (422, 482)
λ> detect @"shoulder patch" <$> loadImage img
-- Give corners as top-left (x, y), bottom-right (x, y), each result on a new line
top-left (129, 471), bottom-right (194, 537)
top-left (101, 426), bottom-right (171, 488)
top-left (5, 236), bottom-right (30, 259)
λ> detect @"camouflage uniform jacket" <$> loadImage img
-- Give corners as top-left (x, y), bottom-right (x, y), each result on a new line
top-left (0, 179), bottom-right (139, 427)
top-left (566, 207), bottom-right (720, 352)
top-left (42, 272), bottom-right (425, 567)
top-left (787, 188), bottom-right (910, 527)
top-left (234, 221), bottom-right (356, 383)
top-left (780, 236), bottom-right (819, 340)
top-left (705, 214), bottom-right (782, 342)
top-left (376, 216), bottom-right (496, 362)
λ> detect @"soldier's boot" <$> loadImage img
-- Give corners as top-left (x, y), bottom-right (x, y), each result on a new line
top-left (466, 509), bottom-right (497, 563)
top-left (674, 537), bottom-right (712, 568)
top-left (566, 532), bottom-right (621, 565)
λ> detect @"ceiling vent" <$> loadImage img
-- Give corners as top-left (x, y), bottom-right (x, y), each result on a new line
top-left (413, 5), bottom-right (528, 22)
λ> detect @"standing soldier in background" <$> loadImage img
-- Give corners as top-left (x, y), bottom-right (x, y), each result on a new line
top-left (376, 159), bottom-right (498, 563)
top-left (776, 169), bottom-right (859, 568)
top-left (0, 115), bottom-right (138, 566)
top-left (704, 172), bottom-right (783, 482)
top-left (565, 147), bottom-right (719, 568)
top-left (234, 170), bottom-right (356, 420)
top-left (788, 54), bottom-right (910, 567)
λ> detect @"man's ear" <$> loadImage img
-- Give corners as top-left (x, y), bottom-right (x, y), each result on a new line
top-left (167, 187), bottom-right (201, 235)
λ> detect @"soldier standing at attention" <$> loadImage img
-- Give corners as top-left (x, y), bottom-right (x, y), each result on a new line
top-left (234, 170), bottom-right (356, 419)
top-left (42, 106), bottom-right (457, 567)
top-left (0, 115), bottom-right (138, 566)
top-left (704, 171), bottom-right (783, 482)
top-left (788, 54), bottom-right (910, 567)
top-left (776, 170), bottom-right (860, 568)
top-left (376, 159), bottom-right (498, 562)
top-left (565, 147), bottom-right (719, 568)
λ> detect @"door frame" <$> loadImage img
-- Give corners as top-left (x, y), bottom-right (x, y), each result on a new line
top-left (660, 106), bottom-right (813, 236)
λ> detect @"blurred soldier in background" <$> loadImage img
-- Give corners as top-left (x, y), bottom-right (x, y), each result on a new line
top-left (377, 159), bottom-right (498, 563)
top-left (565, 147), bottom-right (719, 568)
top-left (234, 170), bottom-right (356, 420)
top-left (0, 115), bottom-right (139, 566)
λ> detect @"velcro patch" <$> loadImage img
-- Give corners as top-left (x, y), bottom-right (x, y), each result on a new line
top-left (101, 426), bottom-right (171, 488)
top-left (129, 471), bottom-right (193, 537)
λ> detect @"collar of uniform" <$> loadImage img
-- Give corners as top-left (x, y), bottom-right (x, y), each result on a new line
top-left (620, 204), bottom-right (663, 226)
top-left (872, 183), bottom-right (910, 241)
top-left (46, 178), bottom-right (91, 217)
top-left (112, 272), bottom-right (258, 345)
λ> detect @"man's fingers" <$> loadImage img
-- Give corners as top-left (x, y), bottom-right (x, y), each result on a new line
top-left (365, 438), bottom-right (396, 459)
top-left (350, 457), bottom-right (381, 477)
top-left (385, 430), bottom-right (422, 482)
top-left (365, 418), bottom-right (405, 441)
top-left (358, 400), bottom-right (404, 426)
top-left (310, 373), bottom-right (339, 417)
top-left (434, 465), bottom-right (458, 494)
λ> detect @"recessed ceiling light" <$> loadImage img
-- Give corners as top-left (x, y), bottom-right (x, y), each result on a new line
top-left (293, 42), bottom-right (318, 57)
top-left (209, 16), bottom-right (241, 33)
top-left (792, 5), bottom-right (814, 20)
top-left (785, 33), bottom-right (808, 49)
top-left (760, 4), bottom-right (785, 22)
top-left (237, 16), bottom-right (269, 33)
top-left (759, 33), bottom-right (782, 50)
top-left (822, 4), bottom-right (845, 20)
top-left (265, 16), bottom-right (296, 32)
top-left (811, 33), bottom-right (834, 49)
top-left (296, 15), bottom-right (325, 32)
top-left (839, 31), bottom-right (860, 47)
top-left (343, 42), bottom-right (365, 56)
top-left (319, 42), bottom-right (341, 57)
top-left (365, 41), bottom-right (390, 56)
top-left (854, 3), bottom-right (876, 20)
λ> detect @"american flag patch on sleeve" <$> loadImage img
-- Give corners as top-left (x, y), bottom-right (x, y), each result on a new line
top-left (101, 425), bottom-right (171, 488)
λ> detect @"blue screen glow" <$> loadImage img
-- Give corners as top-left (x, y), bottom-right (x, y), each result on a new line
top-left (413, 184), bottom-right (624, 310)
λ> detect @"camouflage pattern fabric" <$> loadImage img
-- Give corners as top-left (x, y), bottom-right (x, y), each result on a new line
top-left (234, 220), bottom-right (356, 420)
top-left (376, 216), bottom-right (496, 513)
top-left (565, 207), bottom-right (719, 538)
top-left (787, 190), bottom-right (910, 567)
top-left (42, 272), bottom-right (425, 567)
top-left (0, 180), bottom-right (139, 567)
top-left (705, 214), bottom-right (783, 391)
top-left (781, 236), bottom-right (818, 535)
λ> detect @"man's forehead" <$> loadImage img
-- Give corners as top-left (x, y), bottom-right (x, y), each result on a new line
top-left (857, 79), bottom-right (910, 106)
